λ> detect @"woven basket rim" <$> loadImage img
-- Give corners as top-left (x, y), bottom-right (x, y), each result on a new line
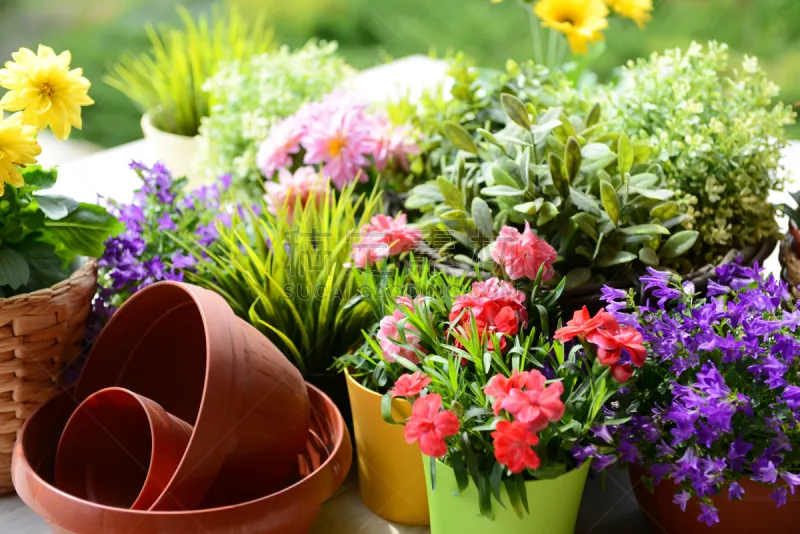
top-left (0, 259), bottom-right (98, 306)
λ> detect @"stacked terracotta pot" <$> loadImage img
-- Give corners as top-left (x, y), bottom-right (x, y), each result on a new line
top-left (11, 282), bottom-right (352, 534)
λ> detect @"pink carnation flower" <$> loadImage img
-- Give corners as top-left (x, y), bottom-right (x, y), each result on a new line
top-left (264, 166), bottom-right (326, 217)
top-left (365, 114), bottom-right (420, 172)
top-left (302, 100), bottom-right (372, 190)
top-left (378, 309), bottom-right (423, 364)
top-left (350, 213), bottom-right (423, 268)
top-left (492, 222), bottom-right (558, 281)
top-left (257, 117), bottom-right (304, 177)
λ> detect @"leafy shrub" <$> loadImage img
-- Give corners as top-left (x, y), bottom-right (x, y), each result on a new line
top-left (605, 41), bottom-right (797, 266)
top-left (197, 41), bottom-right (353, 189)
top-left (406, 89), bottom-right (698, 288)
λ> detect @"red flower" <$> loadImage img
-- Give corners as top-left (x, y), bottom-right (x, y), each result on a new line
top-left (448, 278), bottom-right (528, 352)
top-left (554, 306), bottom-right (615, 342)
top-left (500, 371), bottom-right (565, 432)
top-left (483, 370), bottom-right (529, 415)
top-left (492, 420), bottom-right (541, 474)
top-left (587, 315), bottom-right (647, 367)
top-left (390, 372), bottom-right (431, 398)
top-left (491, 222), bottom-right (558, 281)
top-left (611, 364), bottom-right (633, 383)
top-left (404, 394), bottom-right (460, 457)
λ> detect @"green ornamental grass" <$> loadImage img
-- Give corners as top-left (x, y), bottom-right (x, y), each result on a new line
top-left (183, 182), bottom-right (382, 375)
top-left (105, 4), bottom-right (274, 137)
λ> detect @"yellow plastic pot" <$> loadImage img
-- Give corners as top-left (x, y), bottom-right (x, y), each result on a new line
top-left (345, 371), bottom-right (430, 525)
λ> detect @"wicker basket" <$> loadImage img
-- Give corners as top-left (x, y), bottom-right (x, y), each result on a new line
top-left (0, 260), bottom-right (97, 494)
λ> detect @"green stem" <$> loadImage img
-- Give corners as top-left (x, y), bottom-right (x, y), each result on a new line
top-left (520, 0), bottom-right (543, 65)
top-left (547, 28), bottom-right (560, 70)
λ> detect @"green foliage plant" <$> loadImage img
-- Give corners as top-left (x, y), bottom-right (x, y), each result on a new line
top-left (605, 41), bottom-right (797, 266)
top-left (182, 181), bottom-right (381, 376)
top-left (105, 4), bottom-right (275, 137)
top-left (0, 167), bottom-right (122, 298)
top-left (406, 88), bottom-right (698, 288)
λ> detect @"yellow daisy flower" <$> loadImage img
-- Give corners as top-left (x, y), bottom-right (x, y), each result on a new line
top-left (0, 45), bottom-right (94, 140)
top-left (605, 0), bottom-right (653, 29)
top-left (534, 0), bottom-right (609, 55)
top-left (0, 113), bottom-right (41, 195)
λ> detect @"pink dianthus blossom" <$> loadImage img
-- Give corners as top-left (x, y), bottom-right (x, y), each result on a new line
top-left (492, 222), bottom-right (558, 281)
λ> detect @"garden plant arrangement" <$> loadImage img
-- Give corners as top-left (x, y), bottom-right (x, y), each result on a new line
top-left (591, 263), bottom-right (800, 531)
top-left (5, 0), bottom-right (800, 532)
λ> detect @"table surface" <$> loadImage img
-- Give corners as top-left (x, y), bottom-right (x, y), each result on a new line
top-left (2, 55), bottom-right (799, 533)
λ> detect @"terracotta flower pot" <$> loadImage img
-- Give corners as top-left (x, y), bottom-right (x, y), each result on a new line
top-left (12, 384), bottom-right (351, 534)
top-left (630, 466), bottom-right (800, 533)
top-left (345, 371), bottom-right (429, 525)
top-left (74, 281), bottom-right (310, 510)
top-left (55, 387), bottom-right (193, 510)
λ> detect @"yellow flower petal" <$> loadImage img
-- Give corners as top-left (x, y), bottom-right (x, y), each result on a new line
top-left (0, 113), bottom-right (39, 191)
top-left (605, 0), bottom-right (652, 29)
top-left (534, 0), bottom-right (609, 55)
top-left (0, 44), bottom-right (93, 140)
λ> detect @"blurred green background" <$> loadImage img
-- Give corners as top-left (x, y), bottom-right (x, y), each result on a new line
top-left (1, 0), bottom-right (797, 148)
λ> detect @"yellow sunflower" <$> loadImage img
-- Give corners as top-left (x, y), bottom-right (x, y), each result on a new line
top-left (0, 113), bottom-right (41, 195)
top-left (0, 45), bottom-right (94, 141)
top-left (605, 0), bottom-right (653, 29)
top-left (534, 0), bottom-right (609, 55)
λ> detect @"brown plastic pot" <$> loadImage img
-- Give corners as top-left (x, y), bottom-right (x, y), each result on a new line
top-left (55, 387), bottom-right (192, 510)
top-left (630, 466), bottom-right (800, 533)
top-left (12, 384), bottom-right (351, 534)
top-left (74, 281), bottom-right (310, 510)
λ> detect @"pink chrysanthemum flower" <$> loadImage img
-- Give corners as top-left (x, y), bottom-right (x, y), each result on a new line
top-left (492, 222), bottom-right (558, 281)
top-left (302, 99), bottom-right (372, 190)
top-left (257, 117), bottom-right (304, 177)
top-left (349, 213), bottom-right (423, 268)
top-left (366, 114), bottom-right (420, 172)
top-left (264, 166), bottom-right (326, 217)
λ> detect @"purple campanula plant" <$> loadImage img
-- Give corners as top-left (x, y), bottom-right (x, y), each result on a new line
top-left (590, 260), bottom-right (800, 526)
top-left (91, 161), bottom-right (232, 333)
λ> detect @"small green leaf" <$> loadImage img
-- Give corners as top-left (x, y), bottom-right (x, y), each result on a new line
top-left (537, 201), bottom-right (559, 226)
top-left (0, 248), bottom-right (30, 289)
top-left (639, 247), bottom-right (660, 266)
top-left (501, 93), bottom-right (531, 129)
top-left (481, 185), bottom-right (524, 197)
top-left (548, 153), bottom-right (567, 197)
top-left (569, 187), bottom-right (603, 217)
top-left (571, 212), bottom-right (597, 241)
top-left (34, 194), bottom-right (79, 221)
top-left (514, 198), bottom-right (544, 215)
top-left (660, 230), bottom-right (699, 259)
top-left (491, 165), bottom-right (521, 188)
top-left (437, 177), bottom-right (465, 210)
top-left (44, 204), bottom-right (123, 258)
top-left (585, 103), bottom-right (601, 129)
top-left (628, 173), bottom-right (659, 189)
top-left (596, 250), bottom-right (637, 267)
top-left (582, 143), bottom-right (612, 159)
top-left (490, 462), bottom-right (507, 508)
top-left (618, 133), bottom-right (633, 175)
top-left (565, 267), bottom-right (592, 288)
top-left (599, 180), bottom-right (620, 226)
top-left (477, 128), bottom-right (503, 148)
top-left (443, 121), bottom-right (478, 154)
top-left (21, 166), bottom-right (57, 189)
top-left (631, 187), bottom-right (674, 201)
top-left (564, 137), bottom-right (582, 182)
top-left (621, 224), bottom-right (670, 236)
top-left (472, 198), bottom-right (494, 240)
top-left (650, 202), bottom-right (680, 220)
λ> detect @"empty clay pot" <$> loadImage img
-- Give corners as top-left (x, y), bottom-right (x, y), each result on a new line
top-left (74, 282), bottom-right (310, 510)
top-left (12, 384), bottom-right (351, 534)
top-left (55, 387), bottom-right (192, 510)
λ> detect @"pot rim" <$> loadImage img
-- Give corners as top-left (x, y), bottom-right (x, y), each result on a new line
top-left (13, 383), bottom-right (347, 518)
top-left (140, 111), bottom-right (199, 141)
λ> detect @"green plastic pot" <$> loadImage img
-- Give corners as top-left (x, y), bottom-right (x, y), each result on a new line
top-left (423, 458), bottom-right (590, 534)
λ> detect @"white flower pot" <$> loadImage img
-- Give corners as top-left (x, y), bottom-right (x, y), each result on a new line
top-left (140, 112), bottom-right (207, 188)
